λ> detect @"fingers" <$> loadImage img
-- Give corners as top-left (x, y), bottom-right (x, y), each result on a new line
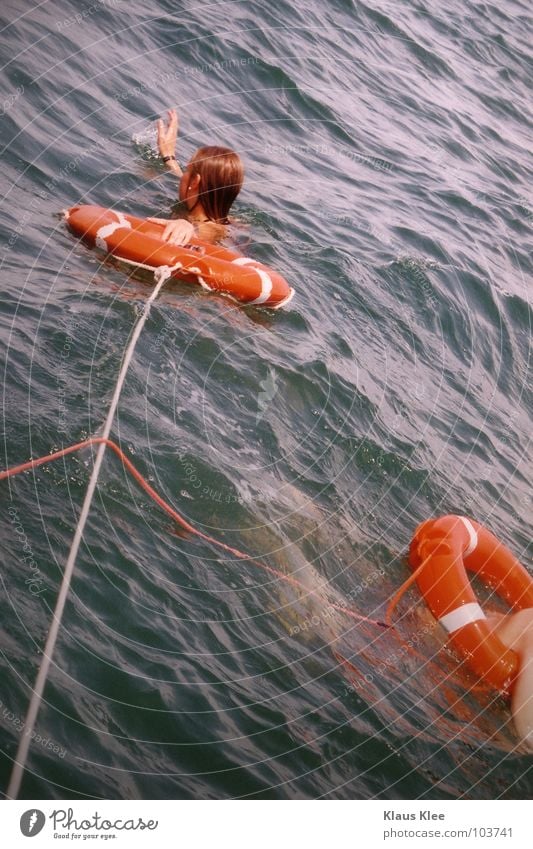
top-left (161, 109), bottom-right (177, 124)
top-left (168, 109), bottom-right (178, 137)
top-left (156, 119), bottom-right (165, 153)
top-left (162, 224), bottom-right (185, 244)
top-left (162, 223), bottom-right (173, 242)
top-left (157, 118), bottom-right (166, 143)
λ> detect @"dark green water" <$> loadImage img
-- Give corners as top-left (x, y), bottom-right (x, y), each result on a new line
top-left (0, 0), bottom-right (531, 799)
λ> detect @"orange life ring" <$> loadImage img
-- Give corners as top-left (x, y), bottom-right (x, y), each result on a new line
top-left (64, 205), bottom-right (295, 309)
top-left (409, 515), bottom-right (533, 693)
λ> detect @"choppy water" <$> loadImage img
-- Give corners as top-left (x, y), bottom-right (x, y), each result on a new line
top-left (0, 0), bottom-right (532, 799)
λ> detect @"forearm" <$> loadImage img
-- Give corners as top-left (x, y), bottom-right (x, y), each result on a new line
top-left (165, 158), bottom-right (183, 178)
top-left (158, 111), bottom-right (182, 177)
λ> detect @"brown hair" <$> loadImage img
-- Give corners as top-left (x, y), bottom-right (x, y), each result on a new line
top-left (188, 146), bottom-right (244, 224)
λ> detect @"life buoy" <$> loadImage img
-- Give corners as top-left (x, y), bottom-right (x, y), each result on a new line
top-left (64, 205), bottom-right (295, 309)
top-left (409, 515), bottom-right (533, 693)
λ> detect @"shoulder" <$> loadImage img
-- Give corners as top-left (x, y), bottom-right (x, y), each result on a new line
top-left (196, 221), bottom-right (227, 244)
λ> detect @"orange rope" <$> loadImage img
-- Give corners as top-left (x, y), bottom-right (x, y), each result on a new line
top-left (8, 440), bottom-right (484, 713)
top-left (382, 550), bottom-right (493, 694)
top-left (381, 551), bottom-right (450, 670)
top-left (385, 553), bottom-right (433, 628)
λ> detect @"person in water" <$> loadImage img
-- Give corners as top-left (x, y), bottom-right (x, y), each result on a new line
top-left (149, 108), bottom-right (244, 245)
top-left (487, 608), bottom-right (533, 750)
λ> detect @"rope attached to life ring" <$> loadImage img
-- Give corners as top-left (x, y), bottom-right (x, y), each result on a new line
top-left (1, 434), bottom-right (390, 632)
top-left (2, 264), bottom-right (389, 795)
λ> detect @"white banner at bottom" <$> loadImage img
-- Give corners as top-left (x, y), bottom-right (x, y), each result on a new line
top-left (2, 800), bottom-right (531, 848)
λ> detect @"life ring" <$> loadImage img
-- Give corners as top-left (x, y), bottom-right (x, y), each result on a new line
top-left (409, 515), bottom-right (533, 693)
top-left (64, 205), bottom-right (295, 309)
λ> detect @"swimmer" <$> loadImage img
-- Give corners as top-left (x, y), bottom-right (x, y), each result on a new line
top-left (149, 108), bottom-right (244, 246)
top-left (486, 608), bottom-right (533, 750)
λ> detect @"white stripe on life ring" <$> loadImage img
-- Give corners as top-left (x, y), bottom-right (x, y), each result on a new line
top-left (232, 257), bottom-right (273, 305)
top-left (459, 516), bottom-right (478, 556)
top-left (438, 602), bottom-right (486, 634)
top-left (271, 287), bottom-right (295, 309)
top-left (247, 268), bottom-right (273, 304)
top-left (95, 212), bottom-right (131, 251)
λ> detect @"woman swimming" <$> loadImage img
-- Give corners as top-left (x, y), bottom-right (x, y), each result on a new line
top-left (150, 109), bottom-right (244, 246)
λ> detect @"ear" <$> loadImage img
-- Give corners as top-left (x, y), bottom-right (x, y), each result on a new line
top-left (191, 173), bottom-right (201, 189)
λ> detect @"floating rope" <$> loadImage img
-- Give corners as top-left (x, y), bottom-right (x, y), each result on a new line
top-left (385, 553), bottom-right (432, 628)
top-left (2, 435), bottom-right (390, 630)
top-left (4, 435), bottom-right (390, 797)
top-left (3, 268), bottom-right (389, 796)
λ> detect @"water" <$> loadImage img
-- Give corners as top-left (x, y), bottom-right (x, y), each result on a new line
top-left (0, 0), bottom-right (532, 799)
top-left (132, 122), bottom-right (160, 161)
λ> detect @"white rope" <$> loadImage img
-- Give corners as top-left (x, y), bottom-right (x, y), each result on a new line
top-left (116, 256), bottom-right (183, 277)
top-left (7, 268), bottom-right (172, 799)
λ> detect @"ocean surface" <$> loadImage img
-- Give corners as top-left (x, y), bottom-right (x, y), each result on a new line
top-left (0, 0), bottom-right (532, 799)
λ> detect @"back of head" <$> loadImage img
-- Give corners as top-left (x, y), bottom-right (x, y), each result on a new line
top-left (189, 146), bottom-right (244, 224)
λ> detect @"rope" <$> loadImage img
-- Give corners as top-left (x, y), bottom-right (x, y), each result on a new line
top-left (4, 434), bottom-right (390, 796)
top-left (3, 260), bottom-right (390, 795)
top-left (383, 550), bottom-right (508, 697)
top-left (382, 550), bottom-right (450, 671)
top-left (6, 268), bottom-right (171, 799)
top-left (1, 436), bottom-right (390, 629)
top-left (385, 553), bottom-right (433, 628)
top-left (4, 440), bottom-right (389, 797)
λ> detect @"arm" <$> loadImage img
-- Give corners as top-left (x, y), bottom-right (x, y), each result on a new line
top-left (157, 108), bottom-right (183, 178)
top-left (151, 109), bottom-right (192, 243)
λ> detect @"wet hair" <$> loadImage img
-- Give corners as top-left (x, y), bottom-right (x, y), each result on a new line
top-left (188, 146), bottom-right (244, 224)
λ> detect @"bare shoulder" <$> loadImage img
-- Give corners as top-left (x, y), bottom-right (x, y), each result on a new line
top-left (196, 221), bottom-right (227, 244)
